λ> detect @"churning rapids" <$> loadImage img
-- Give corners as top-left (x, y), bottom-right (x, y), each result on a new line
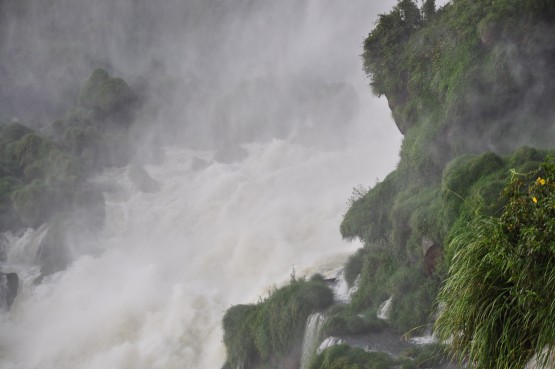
top-left (0, 0), bottom-right (407, 368)
top-left (0, 128), bottom-right (398, 368)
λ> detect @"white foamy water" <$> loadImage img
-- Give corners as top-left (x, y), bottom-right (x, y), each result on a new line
top-left (317, 337), bottom-right (344, 354)
top-left (0, 0), bottom-right (404, 368)
top-left (0, 122), bottom-right (399, 368)
top-left (300, 312), bottom-right (326, 369)
top-left (377, 296), bottom-right (393, 320)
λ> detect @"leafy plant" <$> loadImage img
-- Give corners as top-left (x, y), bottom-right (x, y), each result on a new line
top-left (222, 277), bottom-right (334, 369)
top-left (435, 159), bottom-right (555, 369)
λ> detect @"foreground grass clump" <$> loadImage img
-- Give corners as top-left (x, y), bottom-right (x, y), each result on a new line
top-left (436, 158), bottom-right (555, 369)
top-left (222, 276), bottom-right (333, 369)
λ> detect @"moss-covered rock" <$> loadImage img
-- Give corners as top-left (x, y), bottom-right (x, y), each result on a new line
top-left (223, 277), bottom-right (334, 369)
top-left (11, 180), bottom-right (56, 227)
top-left (321, 304), bottom-right (387, 337)
top-left (309, 344), bottom-right (397, 369)
top-left (79, 68), bottom-right (136, 120)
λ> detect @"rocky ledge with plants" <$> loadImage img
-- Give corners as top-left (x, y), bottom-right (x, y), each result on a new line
top-left (221, 0), bottom-right (555, 368)
top-left (0, 68), bottom-right (155, 285)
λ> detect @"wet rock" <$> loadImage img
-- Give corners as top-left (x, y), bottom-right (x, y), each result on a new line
top-left (128, 164), bottom-right (160, 193)
top-left (0, 234), bottom-right (7, 262)
top-left (422, 237), bottom-right (442, 275)
top-left (0, 272), bottom-right (18, 310)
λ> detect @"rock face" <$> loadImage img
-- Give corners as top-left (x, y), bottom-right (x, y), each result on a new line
top-left (213, 144), bottom-right (248, 164)
top-left (128, 164), bottom-right (160, 193)
top-left (422, 238), bottom-right (442, 275)
top-left (79, 68), bottom-right (137, 121)
top-left (0, 272), bottom-right (18, 310)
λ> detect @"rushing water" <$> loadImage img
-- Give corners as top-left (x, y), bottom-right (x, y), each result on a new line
top-left (377, 296), bottom-right (394, 321)
top-left (300, 313), bottom-right (326, 369)
top-left (0, 130), bottom-right (399, 368)
top-left (0, 1), bottom-right (405, 368)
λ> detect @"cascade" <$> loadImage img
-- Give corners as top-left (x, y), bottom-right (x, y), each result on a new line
top-left (409, 329), bottom-right (438, 345)
top-left (377, 296), bottom-right (393, 320)
top-left (300, 312), bottom-right (326, 369)
top-left (0, 1), bottom-right (403, 368)
top-left (317, 336), bottom-right (344, 354)
top-left (346, 274), bottom-right (361, 301)
top-left (328, 268), bottom-right (350, 303)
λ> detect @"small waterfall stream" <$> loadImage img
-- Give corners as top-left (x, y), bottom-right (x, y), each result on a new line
top-left (300, 312), bottom-right (326, 369)
top-left (410, 327), bottom-right (438, 345)
top-left (377, 296), bottom-right (393, 320)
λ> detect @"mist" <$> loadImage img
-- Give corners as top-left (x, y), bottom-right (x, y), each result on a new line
top-left (0, 1), bottom-right (404, 368)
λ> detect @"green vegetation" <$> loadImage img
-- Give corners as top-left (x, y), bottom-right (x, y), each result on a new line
top-left (79, 68), bottom-right (136, 120)
top-left (364, 0), bottom-right (555, 163)
top-left (341, 148), bottom-right (553, 335)
top-left (222, 276), bottom-right (333, 369)
top-left (222, 1), bottom-right (555, 367)
top-left (308, 345), bottom-right (397, 369)
top-left (435, 159), bottom-right (555, 369)
top-left (50, 69), bottom-right (138, 169)
top-left (338, 0), bottom-right (555, 337)
top-left (344, 241), bottom-right (439, 334)
top-left (308, 343), bottom-right (447, 369)
top-left (321, 304), bottom-right (386, 338)
top-left (0, 68), bottom-right (138, 251)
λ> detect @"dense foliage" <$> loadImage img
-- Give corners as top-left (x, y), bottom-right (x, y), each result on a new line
top-left (222, 0), bottom-right (555, 367)
top-left (222, 276), bottom-right (333, 369)
top-left (0, 68), bottom-right (140, 275)
top-left (435, 159), bottom-right (555, 369)
top-left (339, 0), bottom-right (555, 336)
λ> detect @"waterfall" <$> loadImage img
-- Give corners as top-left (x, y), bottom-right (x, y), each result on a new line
top-left (525, 347), bottom-right (555, 369)
top-left (300, 313), bottom-right (326, 369)
top-left (347, 274), bottom-right (361, 301)
top-left (317, 336), bottom-right (344, 354)
top-left (409, 330), bottom-right (438, 345)
top-left (0, 1), bottom-right (403, 368)
top-left (328, 268), bottom-right (350, 303)
top-left (377, 296), bottom-right (393, 320)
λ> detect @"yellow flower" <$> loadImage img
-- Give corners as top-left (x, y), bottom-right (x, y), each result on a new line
top-left (532, 196), bottom-right (538, 203)
top-left (537, 177), bottom-right (546, 186)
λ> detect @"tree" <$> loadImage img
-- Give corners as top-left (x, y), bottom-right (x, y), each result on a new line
top-left (421, 0), bottom-right (436, 21)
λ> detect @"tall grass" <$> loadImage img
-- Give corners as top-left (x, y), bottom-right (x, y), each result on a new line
top-left (435, 160), bottom-right (555, 369)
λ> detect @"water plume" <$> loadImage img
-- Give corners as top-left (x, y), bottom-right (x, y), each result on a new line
top-left (0, 1), bottom-right (404, 368)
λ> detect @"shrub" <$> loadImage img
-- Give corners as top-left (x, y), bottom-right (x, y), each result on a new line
top-left (222, 278), bottom-right (334, 368)
top-left (387, 266), bottom-right (438, 334)
top-left (349, 243), bottom-right (398, 312)
top-left (321, 304), bottom-right (387, 337)
top-left (435, 158), bottom-right (555, 369)
top-left (222, 304), bottom-right (261, 369)
top-left (341, 172), bottom-right (399, 243)
top-left (11, 180), bottom-right (56, 227)
top-left (344, 248), bottom-right (366, 287)
top-left (79, 68), bottom-right (136, 120)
